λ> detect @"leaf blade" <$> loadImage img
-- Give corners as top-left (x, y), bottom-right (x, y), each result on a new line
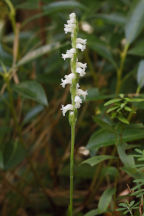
top-left (14, 81), bottom-right (48, 106)
top-left (125, 0), bottom-right (144, 44)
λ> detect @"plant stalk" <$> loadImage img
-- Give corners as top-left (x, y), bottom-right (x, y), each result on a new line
top-left (116, 43), bottom-right (129, 94)
top-left (69, 17), bottom-right (78, 216)
top-left (70, 121), bottom-right (75, 216)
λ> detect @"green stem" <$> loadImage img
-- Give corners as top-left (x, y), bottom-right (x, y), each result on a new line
top-left (69, 17), bottom-right (78, 216)
top-left (116, 43), bottom-right (129, 94)
top-left (4, 0), bottom-right (16, 34)
top-left (128, 85), bottom-right (141, 122)
top-left (127, 206), bottom-right (134, 216)
top-left (70, 121), bottom-right (75, 216)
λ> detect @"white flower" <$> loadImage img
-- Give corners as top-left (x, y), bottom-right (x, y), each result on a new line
top-left (81, 21), bottom-right (93, 34)
top-left (76, 87), bottom-right (88, 100)
top-left (61, 104), bottom-right (73, 116)
top-left (69, 13), bottom-right (76, 20)
top-left (61, 73), bottom-right (75, 88)
top-left (62, 48), bottom-right (76, 60)
top-left (74, 96), bottom-right (82, 108)
top-left (64, 23), bottom-right (76, 34)
top-left (76, 38), bottom-right (87, 51)
top-left (64, 13), bottom-right (76, 35)
top-left (76, 62), bottom-right (87, 77)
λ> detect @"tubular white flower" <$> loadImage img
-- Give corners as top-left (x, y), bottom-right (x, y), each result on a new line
top-left (76, 62), bottom-right (87, 77)
top-left (69, 13), bottom-right (76, 20)
top-left (64, 13), bottom-right (76, 35)
top-left (77, 62), bottom-right (87, 70)
top-left (74, 96), bottom-right (82, 109)
top-left (62, 48), bottom-right (76, 60)
top-left (76, 38), bottom-right (87, 51)
top-left (76, 88), bottom-right (88, 100)
top-left (61, 104), bottom-right (73, 116)
top-left (81, 21), bottom-right (93, 34)
top-left (61, 73), bottom-right (75, 88)
top-left (64, 24), bottom-right (75, 34)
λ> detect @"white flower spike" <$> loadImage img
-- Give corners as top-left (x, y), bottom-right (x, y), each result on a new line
top-left (61, 12), bottom-right (87, 116)
top-left (60, 13), bottom-right (88, 215)
top-left (64, 13), bottom-right (76, 36)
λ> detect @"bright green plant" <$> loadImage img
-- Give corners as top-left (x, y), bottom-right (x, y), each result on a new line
top-left (61, 13), bottom-right (87, 215)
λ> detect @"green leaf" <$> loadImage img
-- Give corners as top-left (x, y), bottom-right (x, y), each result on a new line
top-left (86, 88), bottom-right (99, 101)
top-left (95, 13), bottom-right (126, 25)
top-left (107, 105), bottom-right (119, 113)
top-left (117, 116), bottom-right (129, 124)
top-left (125, 0), bottom-right (144, 44)
top-left (22, 1), bottom-right (86, 27)
top-left (87, 124), bottom-right (144, 152)
top-left (14, 81), bottom-right (48, 106)
top-left (43, 1), bottom-right (86, 12)
top-left (104, 98), bottom-right (122, 106)
top-left (16, 0), bottom-right (39, 9)
top-left (117, 142), bottom-right (135, 168)
top-left (98, 187), bottom-right (116, 213)
top-left (93, 116), bottom-right (114, 132)
top-left (101, 166), bottom-right (119, 178)
top-left (137, 60), bottom-right (144, 88)
top-left (17, 42), bottom-right (60, 66)
top-left (86, 88), bottom-right (114, 101)
top-left (4, 142), bottom-right (26, 170)
top-left (84, 209), bottom-right (99, 216)
top-left (86, 35), bottom-right (117, 68)
top-left (23, 105), bottom-right (44, 124)
top-left (128, 40), bottom-right (144, 56)
top-left (82, 155), bottom-right (115, 166)
top-left (84, 188), bottom-right (116, 215)
top-left (124, 106), bottom-right (132, 112)
top-left (87, 129), bottom-right (115, 153)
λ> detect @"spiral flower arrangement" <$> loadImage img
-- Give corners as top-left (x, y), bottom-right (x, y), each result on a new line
top-left (60, 13), bottom-right (87, 215)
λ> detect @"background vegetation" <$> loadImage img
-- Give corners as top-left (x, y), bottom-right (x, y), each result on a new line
top-left (1, 0), bottom-right (144, 215)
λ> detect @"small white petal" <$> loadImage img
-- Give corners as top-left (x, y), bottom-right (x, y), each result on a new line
top-left (77, 62), bottom-right (87, 69)
top-left (76, 62), bottom-right (87, 76)
top-left (77, 89), bottom-right (88, 100)
top-left (74, 96), bottom-right (82, 108)
top-left (62, 48), bottom-right (76, 60)
top-left (69, 13), bottom-right (76, 20)
top-left (64, 23), bottom-right (76, 34)
top-left (76, 43), bottom-right (86, 51)
top-left (76, 38), bottom-right (87, 51)
top-left (61, 104), bottom-right (73, 116)
top-left (76, 67), bottom-right (86, 77)
top-left (60, 73), bottom-right (75, 88)
top-left (76, 38), bottom-right (87, 45)
top-left (64, 13), bottom-right (76, 35)
top-left (76, 83), bottom-right (80, 88)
